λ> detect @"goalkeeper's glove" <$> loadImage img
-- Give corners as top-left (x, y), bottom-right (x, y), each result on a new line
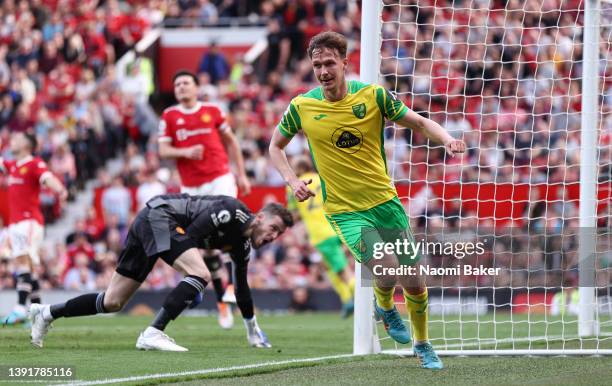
top-left (243, 316), bottom-right (271, 348)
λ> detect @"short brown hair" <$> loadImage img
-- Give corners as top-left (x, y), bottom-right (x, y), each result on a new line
top-left (260, 203), bottom-right (294, 228)
top-left (307, 31), bottom-right (347, 59)
top-left (173, 70), bottom-right (199, 86)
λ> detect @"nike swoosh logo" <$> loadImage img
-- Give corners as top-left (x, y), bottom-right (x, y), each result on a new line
top-left (314, 114), bottom-right (328, 120)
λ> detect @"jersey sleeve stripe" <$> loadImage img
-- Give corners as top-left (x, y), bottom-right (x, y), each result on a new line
top-left (158, 136), bottom-right (173, 142)
top-left (384, 90), bottom-right (396, 117)
top-left (375, 87), bottom-right (386, 118)
top-left (389, 105), bottom-right (409, 121)
top-left (278, 125), bottom-right (295, 139)
top-left (285, 110), bottom-right (299, 132)
top-left (279, 113), bottom-right (297, 134)
top-left (288, 103), bottom-right (302, 130)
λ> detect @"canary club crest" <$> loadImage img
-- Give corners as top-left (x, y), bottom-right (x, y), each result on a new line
top-left (201, 113), bottom-right (212, 123)
top-left (352, 103), bottom-right (366, 119)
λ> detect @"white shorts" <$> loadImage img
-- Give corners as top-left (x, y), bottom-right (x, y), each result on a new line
top-left (181, 173), bottom-right (237, 198)
top-left (8, 220), bottom-right (44, 265)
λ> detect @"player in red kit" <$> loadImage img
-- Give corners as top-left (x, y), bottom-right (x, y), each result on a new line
top-left (0, 132), bottom-right (67, 325)
top-left (158, 70), bottom-right (251, 329)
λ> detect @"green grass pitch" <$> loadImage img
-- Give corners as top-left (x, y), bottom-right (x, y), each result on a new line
top-left (1, 313), bottom-right (611, 385)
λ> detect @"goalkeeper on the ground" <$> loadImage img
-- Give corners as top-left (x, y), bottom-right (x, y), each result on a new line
top-left (269, 31), bottom-right (465, 369)
top-left (287, 156), bottom-right (355, 318)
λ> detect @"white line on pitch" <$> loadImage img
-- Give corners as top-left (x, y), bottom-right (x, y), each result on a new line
top-left (56, 353), bottom-right (356, 386)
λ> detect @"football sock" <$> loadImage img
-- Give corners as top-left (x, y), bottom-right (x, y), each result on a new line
top-left (30, 277), bottom-right (41, 304)
top-left (16, 272), bottom-right (33, 306)
top-left (328, 271), bottom-right (352, 304)
top-left (151, 275), bottom-right (207, 331)
top-left (225, 261), bottom-right (234, 285)
top-left (373, 285), bottom-right (395, 311)
top-left (404, 288), bottom-right (429, 343)
top-left (205, 255), bottom-right (225, 302)
top-left (211, 278), bottom-right (224, 303)
top-left (50, 292), bottom-right (107, 319)
top-left (348, 277), bottom-right (355, 297)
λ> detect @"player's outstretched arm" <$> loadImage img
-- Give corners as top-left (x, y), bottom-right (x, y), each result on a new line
top-left (42, 173), bottom-right (68, 202)
top-left (233, 262), bottom-right (271, 348)
top-left (269, 129), bottom-right (315, 202)
top-left (395, 108), bottom-right (466, 157)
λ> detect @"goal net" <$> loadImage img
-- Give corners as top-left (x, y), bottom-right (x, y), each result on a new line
top-left (355, 0), bottom-right (612, 355)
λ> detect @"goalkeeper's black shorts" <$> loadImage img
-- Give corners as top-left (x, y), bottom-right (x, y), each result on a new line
top-left (115, 207), bottom-right (197, 282)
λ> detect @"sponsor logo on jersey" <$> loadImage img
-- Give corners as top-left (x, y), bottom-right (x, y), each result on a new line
top-left (331, 126), bottom-right (363, 154)
top-left (352, 103), bottom-right (366, 119)
top-left (176, 128), bottom-right (211, 141)
top-left (176, 118), bottom-right (185, 125)
top-left (7, 176), bottom-right (24, 185)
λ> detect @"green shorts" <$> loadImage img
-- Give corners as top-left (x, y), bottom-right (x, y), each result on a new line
top-left (325, 197), bottom-right (420, 265)
top-left (315, 236), bottom-right (348, 274)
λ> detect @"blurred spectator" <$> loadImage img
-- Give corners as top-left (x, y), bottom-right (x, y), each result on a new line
top-left (49, 143), bottom-right (77, 194)
top-left (198, 42), bottom-right (229, 84)
top-left (136, 167), bottom-right (167, 209)
top-left (101, 175), bottom-right (131, 227)
top-left (63, 252), bottom-right (96, 290)
top-left (288, 283), bottom-right (316, 312)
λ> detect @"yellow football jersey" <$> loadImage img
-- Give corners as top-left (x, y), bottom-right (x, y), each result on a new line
top-left (278, 80), bottom-right (408, 214)
top-left (286, 172), bottom-right (336, 245)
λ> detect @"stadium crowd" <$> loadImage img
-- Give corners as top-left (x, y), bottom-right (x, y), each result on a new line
top-left (1, 0), bottom-right (610, 294)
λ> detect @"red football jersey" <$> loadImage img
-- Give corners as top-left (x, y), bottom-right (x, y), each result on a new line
top-left (158, 102), bottom-right (230, 187)
top-left (1, 156), bottom-right (51, 225)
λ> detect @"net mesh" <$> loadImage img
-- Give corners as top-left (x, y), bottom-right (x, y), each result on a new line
top-left (375, 0), bottom-right (612, 352)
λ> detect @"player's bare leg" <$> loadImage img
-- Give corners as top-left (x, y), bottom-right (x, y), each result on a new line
top-left (136, 248), bottom-right (211, 352)
top-left (30, 272), bottom-right (141, 348)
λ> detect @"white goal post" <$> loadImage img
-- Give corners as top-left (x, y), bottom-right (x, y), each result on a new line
top-left (355, 0), bottom-right (612, 356)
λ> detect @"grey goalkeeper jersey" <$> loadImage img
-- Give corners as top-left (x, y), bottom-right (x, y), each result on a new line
top-left (146, 193), bottom-right (255, 264)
